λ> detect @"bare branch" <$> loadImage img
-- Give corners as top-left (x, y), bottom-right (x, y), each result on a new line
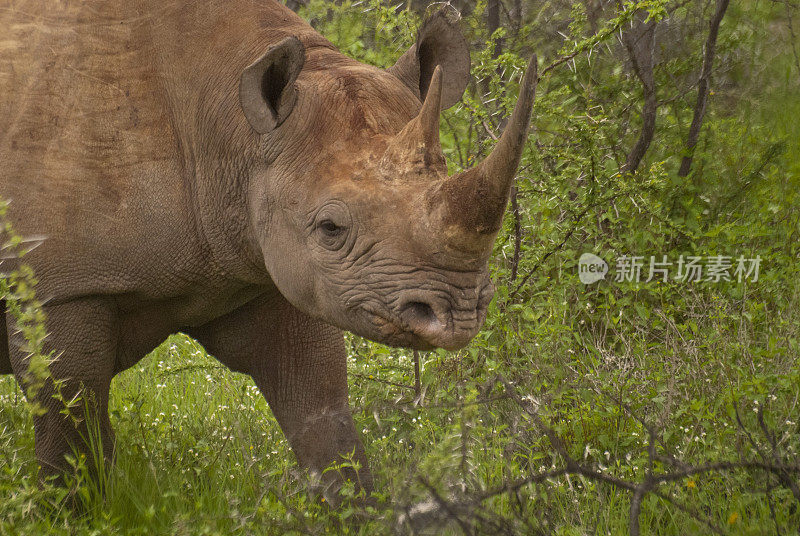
top-left (350, 372), bottom-right (416, 392)
top-left (412, 350), bottom-right (421, 399)
top-left (510, 186), bottom-right (522, 282)
top-left (398, 378), bottom-right (800, 535)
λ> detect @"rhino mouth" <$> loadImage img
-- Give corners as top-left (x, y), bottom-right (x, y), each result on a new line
top-left (358, 305), bottom-right (433, 350)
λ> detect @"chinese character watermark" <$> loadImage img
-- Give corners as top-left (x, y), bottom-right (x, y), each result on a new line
top-left (615, 256), bottom-right (644, 283)
top-left (580, 254), bottom-right (761, 284)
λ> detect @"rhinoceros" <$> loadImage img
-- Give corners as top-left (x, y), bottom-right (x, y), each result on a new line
top-left (0, 0), bottom-right (536, 495)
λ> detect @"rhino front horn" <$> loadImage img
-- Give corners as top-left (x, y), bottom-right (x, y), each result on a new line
top-left (437, 54), bottom-right (538, 248)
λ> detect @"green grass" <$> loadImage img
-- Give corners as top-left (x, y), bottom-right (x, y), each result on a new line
top-left (1, 310), bottom-right (798, 535)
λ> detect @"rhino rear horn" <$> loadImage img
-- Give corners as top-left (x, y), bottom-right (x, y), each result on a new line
top-left (388, 9), bottom-right (470, 110)
top-left (239, 36), bottom-right (305, 134)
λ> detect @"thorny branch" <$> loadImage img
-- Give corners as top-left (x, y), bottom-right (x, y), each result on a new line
top-left (506, 185), bottom-right (640, 301)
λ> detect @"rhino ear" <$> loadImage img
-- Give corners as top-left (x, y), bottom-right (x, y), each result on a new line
top-left (388, 9), bottom-right (470, 110)
top-left (239, 36), bottom-right (305, 134)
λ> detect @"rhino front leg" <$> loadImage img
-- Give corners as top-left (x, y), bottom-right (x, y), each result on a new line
top-left (191, 292), bottom-right (374, 499)
top-left (8, 298), bottom-right (117, 482)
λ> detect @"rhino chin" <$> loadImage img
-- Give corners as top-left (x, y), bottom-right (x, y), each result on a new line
top-left (357, 307), bottom-right (432, 349)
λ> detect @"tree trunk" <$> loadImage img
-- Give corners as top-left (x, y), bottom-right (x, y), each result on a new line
top-left (621, 17), bottom-right (658, 174)
top-left (677, 0), bottom-right (731, 177)
top-left (488, 0), bottom-right (502, 59)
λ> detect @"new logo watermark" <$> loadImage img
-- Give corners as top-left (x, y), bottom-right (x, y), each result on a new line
top-left (578, 253), bottom-right (609, 284)
top-left (578, 254), bottom-right (761, 284)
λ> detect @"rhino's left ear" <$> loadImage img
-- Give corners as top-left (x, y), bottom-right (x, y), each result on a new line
top-left (239, 36), bottom-right (305, 134)
top-left (388, 9), bottom-right (470, 110)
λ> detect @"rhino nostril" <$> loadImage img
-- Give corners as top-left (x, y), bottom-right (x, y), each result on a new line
top-left (401, 301), bottom-right (438, 326)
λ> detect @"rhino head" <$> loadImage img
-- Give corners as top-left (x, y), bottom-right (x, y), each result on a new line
top-left (238, 14), bottom-right (536, 351)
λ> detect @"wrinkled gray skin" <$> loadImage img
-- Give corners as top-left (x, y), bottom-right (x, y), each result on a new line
top-left (0, 0), bottom-right (536, 497)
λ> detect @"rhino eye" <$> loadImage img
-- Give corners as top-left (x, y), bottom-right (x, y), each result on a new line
top-left (316, 219), bottom-right (348, 250)
top-left (314, 203), bottom-right (351, 250)
top-left (319, 219), bottom-right (343, 237)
